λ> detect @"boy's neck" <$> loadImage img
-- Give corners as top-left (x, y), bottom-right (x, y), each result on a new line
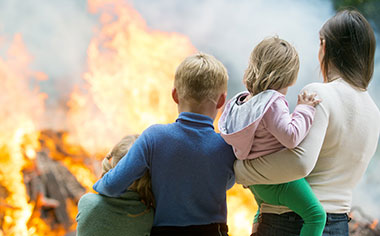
top-left (177, 99), bottom-right (218, 120)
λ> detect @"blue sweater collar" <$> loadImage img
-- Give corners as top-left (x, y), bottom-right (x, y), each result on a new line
top-left (176, 112), bottom-right (214, 129)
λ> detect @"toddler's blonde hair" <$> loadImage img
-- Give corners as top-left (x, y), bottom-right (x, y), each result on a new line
top-left (244, 36), bottom-right (299, 96)
top-left (174, 52), bottom-right (228, 103)
top-left (102, 134), bottom-right (154, 208)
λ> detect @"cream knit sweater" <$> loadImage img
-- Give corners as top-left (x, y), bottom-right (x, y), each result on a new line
top-left (234, 78), bottom-right (380, 214)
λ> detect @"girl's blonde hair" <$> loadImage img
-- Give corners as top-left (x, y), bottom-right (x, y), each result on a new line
top-left (244, 36), bottom-right (300, 96)
top-left (101, 135), bottom-right (154, 208)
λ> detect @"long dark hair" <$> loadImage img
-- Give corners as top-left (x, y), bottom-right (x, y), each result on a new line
top-left (320, 9), bottom-right (376, 90)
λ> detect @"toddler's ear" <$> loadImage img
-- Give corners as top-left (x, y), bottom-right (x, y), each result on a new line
top-left (216, 92), bottom-right (227, 109)
top-left (172, 88), bottom-right (179, 104)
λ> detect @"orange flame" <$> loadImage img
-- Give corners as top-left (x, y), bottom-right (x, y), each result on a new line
top-left (0, 2), bottom-right (257, 235)
top-left (67, 0), bottom-right (196, 156)
top-left (66, 1), bottom-right (257, 235)
top-left (370, 219), bottom-right (378, 230)
top-left (0, 34), bottom-right (49, 235)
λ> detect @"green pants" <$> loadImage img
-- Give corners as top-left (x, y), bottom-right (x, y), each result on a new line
top-left (250, 178), bottom-right (326, 236)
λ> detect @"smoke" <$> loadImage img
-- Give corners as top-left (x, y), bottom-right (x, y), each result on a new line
top-left (0, 0), bottom-right (95, 129)
top-left (129, 0), bottom-right (334, 102)
top-left (357, 33), bottom-right (380, 220)
top-left (129, 0), bottom-right (380, 220)
top-left (0, 0), bottom-right (379, 219)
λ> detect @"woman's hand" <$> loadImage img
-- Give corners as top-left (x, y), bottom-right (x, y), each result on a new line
top-left (297, 91), bottom-right (321, 107)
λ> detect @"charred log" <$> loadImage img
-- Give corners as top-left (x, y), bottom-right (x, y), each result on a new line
top-left (0, 184), bottom-right (11, 233)
top-left (23, 150), bottom-right (86, 230)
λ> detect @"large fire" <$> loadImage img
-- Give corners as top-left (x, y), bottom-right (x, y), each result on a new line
top-left (67, 0), bottom-right (196, 156)
top-left (0, 34), bottom-right (51, 235)
top-left (0, 1), bottom-right (256, 235)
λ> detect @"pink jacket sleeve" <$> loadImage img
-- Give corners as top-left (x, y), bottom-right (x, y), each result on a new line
top-left (262, 97), bottom-right (316, 149)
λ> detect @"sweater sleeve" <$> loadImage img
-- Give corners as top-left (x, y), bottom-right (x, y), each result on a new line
top-left (93, 129), bottom-right (151, 197)
top-left (234, 96), bottom-right (329, 185)
top-left (262, 97), bottom-right (315, 149)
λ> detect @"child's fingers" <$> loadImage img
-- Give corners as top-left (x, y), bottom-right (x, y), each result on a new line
top-left (313, 99), bottom-right (322, 106)
top-left (298, 94), bottom-right (303, 102)
top-left (306, 93), bottom-right (319, 103)
top-left (309, 93), bottom-right (317, 100)
top-left (298, 91), bottom-right (321, 106)
top-left (302, 91), bottom-right (308, 100)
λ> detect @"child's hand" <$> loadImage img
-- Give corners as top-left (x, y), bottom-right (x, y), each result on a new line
top-left (297, 91), bottom-right (321, 107)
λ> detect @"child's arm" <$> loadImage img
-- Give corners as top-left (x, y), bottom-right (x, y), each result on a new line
top-left (234, 84), bottom-right (329, 186)
top-left (93, 129), bottom-right (152, 197)
top-left (262, 95), bottom-right (317, 149)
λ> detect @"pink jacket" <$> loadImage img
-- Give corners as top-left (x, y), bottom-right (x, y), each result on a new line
top-left (218, 90), bottom-right (315, 160)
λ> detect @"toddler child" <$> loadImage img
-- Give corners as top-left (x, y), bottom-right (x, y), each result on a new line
top-left (219, 36), bottom-right (326, 236)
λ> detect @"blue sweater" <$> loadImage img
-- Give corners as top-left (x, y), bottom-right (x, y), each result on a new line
top-left (93, 112), bottom-right (236, 226)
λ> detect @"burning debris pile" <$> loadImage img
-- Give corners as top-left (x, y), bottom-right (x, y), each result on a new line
top-left (23, 131), bottom-right (91, 231)
top-left (349, 207), bottom-right (380, 236)
top-left (24, 151), bottom-right (84, 229)
top-left (0, 129), bottom-right (98, 236)
top-left (6, 0), bottom-right (371, 236)
top-left (0, 0), bottom-right (197, 234)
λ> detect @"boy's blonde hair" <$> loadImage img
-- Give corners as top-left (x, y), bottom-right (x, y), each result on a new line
top-left (244, 36), bottom-right (299, 96)
top-left (174, 52), bottom-right (228, 103)
top-left (102, 135), bottom-right (154, 208)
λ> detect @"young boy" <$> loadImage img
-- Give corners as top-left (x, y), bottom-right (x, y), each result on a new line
top-left (93, 53), bottom-right (236, 236)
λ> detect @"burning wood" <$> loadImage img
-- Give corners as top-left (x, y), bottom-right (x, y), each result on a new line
top-left (23, 151), bottom-right (86, 230)
top-left (349, 207), bottom-right (380, 236)
top-left (0, 129), bottom-right (99, 235)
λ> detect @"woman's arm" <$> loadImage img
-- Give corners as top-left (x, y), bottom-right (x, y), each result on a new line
top-left (234, 99), bottom-right (329, 186)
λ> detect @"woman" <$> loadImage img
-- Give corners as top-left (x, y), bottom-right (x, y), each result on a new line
top-left (234, 10), bottom-right (380, 236)
top-left (76, 135), bottom-right (154, 236)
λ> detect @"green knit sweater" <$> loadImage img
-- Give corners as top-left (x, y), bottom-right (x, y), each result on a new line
top-left (76, 191), bottom-right (154, 236)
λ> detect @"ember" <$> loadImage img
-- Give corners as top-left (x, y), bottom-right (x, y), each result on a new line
top-left (349, 207), bottom-right (380, 236)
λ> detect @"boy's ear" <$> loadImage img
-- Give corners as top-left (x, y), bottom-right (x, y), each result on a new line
top-left (216, 92), bottom-right (226, 109)
top-left (172, 88), bottom-right (179, 104)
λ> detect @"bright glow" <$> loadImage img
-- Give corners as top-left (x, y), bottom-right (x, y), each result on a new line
top-left (0, 2), bottom-right (259, 235)
top-left (227, 185), bottom-right (258, 236)
top-left (67, 0), bottom-right (196, 156)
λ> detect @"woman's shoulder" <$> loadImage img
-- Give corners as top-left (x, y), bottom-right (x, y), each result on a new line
top-left (302, 81), bottom-right (341, 102)
top-left (302, 82), bottom-right (329, 93)
top-left (303, 78), bottom-right (363, 94)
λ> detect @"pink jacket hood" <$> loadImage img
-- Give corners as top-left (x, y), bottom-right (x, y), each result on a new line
top-left (218, 90), bottom-right (283, 159)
